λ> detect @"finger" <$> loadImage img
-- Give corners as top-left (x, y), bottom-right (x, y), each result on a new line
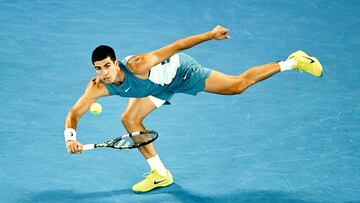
top-left (70, 144), bottom-right (76, 153)
top-left (76, 144), bottom-right (82, 153)
top-left (223, 31), bottom-right (230, 38)
top-left (73, 144), bottom-right (79, 154)
top-left (67, 146), bottom-right (73, 154)
top-left (71, 143), bottom-right (78, 153)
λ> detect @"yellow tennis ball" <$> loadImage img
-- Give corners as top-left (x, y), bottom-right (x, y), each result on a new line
top-left (90, 103), bottom-right (102, 115)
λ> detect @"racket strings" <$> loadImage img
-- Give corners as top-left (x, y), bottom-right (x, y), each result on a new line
top-left (113, 133), bottom-right (157, 148)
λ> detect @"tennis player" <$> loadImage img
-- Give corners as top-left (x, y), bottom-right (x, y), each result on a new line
top-left (64, 25), bottom-right (322, 193)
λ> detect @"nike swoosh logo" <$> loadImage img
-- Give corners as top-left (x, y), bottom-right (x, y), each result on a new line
top-left (124, 87), bottom-right (131, 92)
top-left (183, 72), bottom-right (189, 79)
top-left (154, 179), bottom-right (166, 185)
top-left (303, 56), bottom-right (315, 63)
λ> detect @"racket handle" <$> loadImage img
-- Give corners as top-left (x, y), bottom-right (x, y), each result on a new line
top-left (82, 144), bottom-right (95, 151)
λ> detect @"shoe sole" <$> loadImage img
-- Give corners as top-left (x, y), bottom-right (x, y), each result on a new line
top-left (132, 180), bottom-right (174, 193)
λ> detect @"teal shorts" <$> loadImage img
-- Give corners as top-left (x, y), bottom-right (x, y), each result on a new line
top-left (152, 53), bottom-right (212, 102)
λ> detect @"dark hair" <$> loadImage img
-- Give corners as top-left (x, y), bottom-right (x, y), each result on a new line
top-left (91, 45), bottom-right (116, 64)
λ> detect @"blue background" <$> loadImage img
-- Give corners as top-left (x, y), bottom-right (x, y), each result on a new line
top-left (0, 0), bottom-right (359, 202)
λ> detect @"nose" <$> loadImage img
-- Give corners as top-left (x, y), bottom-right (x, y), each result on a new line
top-left (102, 68), bottom-right (109, 76)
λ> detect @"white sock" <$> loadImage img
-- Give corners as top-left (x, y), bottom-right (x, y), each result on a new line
top-left (146, 154), bottom-right (167, 176)
top-left (278, 58), bottom-right (296, 72)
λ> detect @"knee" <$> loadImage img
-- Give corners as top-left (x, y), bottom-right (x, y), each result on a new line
top-left (229, 74), bottom-right (255, 94)
top-left (121, 111), bottom-right (142, 126)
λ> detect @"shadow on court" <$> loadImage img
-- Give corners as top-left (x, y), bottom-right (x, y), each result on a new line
top-left (145, 183), bottom-right (320, 203)
top-left (23, 189), bottom-right (130, 203)
top-left (22, 183), bottom-right (345, 203)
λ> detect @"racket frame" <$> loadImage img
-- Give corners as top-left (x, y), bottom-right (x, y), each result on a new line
top-left (82, 130), bottom-right (158, 151)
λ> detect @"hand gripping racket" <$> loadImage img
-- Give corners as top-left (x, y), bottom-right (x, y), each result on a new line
top-left (82, 130), bottom-right (158, 151)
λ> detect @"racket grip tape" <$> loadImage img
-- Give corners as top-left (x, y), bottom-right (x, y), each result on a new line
top-left (82, 144), bottom-right (95, 151)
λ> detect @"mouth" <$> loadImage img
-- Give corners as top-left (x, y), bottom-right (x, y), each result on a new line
top-left (103, 77), bottom-right (111, 82)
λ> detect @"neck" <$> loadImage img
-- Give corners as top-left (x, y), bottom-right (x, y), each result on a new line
top-left (113, 65), bottom-right (124, 86)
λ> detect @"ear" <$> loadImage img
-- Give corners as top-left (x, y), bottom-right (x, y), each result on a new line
top-left (114, 60), bottom-right (119, 67)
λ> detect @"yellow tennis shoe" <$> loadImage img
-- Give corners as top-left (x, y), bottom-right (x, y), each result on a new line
top-left (288, 50), bottom-right (323, 77)
top-left (132, 169), bottom-right (173, 193)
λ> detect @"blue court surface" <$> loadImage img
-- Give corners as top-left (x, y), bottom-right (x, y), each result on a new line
top-left (1, 0), bottom-right (360, 202)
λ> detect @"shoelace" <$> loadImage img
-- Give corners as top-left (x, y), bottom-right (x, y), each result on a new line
top-left (142, 170), bottom-right (155, 178)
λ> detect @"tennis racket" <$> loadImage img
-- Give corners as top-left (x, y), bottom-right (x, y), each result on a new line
top-left (82, 130), bottom-right (158, 151)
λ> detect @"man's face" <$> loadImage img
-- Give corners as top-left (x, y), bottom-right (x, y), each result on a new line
top-left (93, 57), bottom-right (118, 84)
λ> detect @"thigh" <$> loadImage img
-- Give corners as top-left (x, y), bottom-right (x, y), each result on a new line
top-left (123, 97), bottom-right (158, 120)
top-left (203, 70), bottom-right (239, 94)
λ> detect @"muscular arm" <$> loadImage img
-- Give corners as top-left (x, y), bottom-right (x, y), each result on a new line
top-left (64, 78), bottom-right (109, 153)
top-left (128, 25), bottom-right (230, 76)
top-left (65, 78), bottom-right (108, 129)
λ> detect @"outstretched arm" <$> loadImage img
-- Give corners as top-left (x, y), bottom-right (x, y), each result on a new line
top-left (128, 25), bottom-right (230, 75)
top-left (64, 78), bottom-right (108, 154)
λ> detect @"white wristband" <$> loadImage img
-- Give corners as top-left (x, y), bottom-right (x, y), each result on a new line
top-left (64, 128), bottom-right (77, 142)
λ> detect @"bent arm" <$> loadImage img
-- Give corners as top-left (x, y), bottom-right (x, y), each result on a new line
top-left (129, 25), bottom-right (230, 75)
top-left (64, 78), bottom-right (109, 130)
top-left (64, 79), bottom-right (108, 154)
top-left (151, 31), bottom-right (212, 61)
top-left (64, 95), bottom-right (95, 129)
